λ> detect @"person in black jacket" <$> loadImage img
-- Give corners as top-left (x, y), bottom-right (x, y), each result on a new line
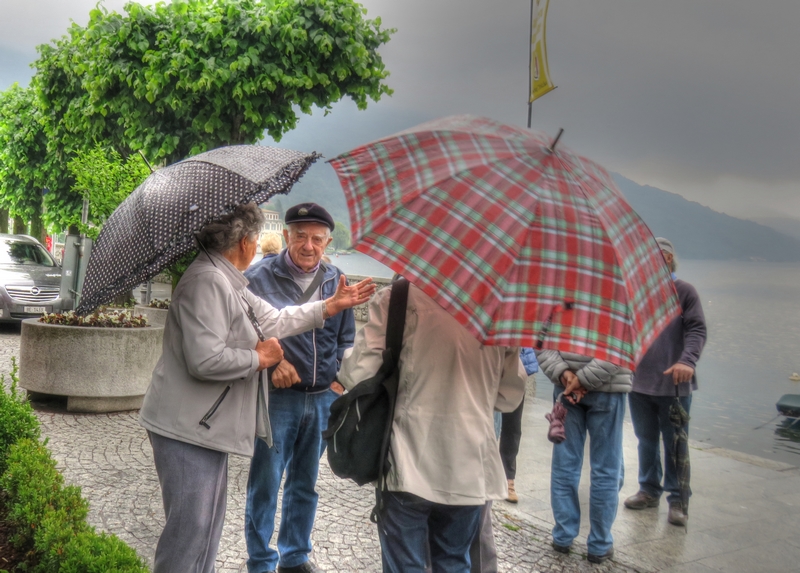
top-left (623, 237), bottom-right (707, 528)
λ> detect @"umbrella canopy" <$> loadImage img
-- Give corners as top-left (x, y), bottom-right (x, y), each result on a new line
top-left (330, 115), bottom-right (680, 368)
top-left (76, 145), bottom-right (318, 314)
top-left (669, 388), bottom-right (692, 520)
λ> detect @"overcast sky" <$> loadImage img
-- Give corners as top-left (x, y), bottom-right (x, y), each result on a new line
top-left (1, 0), bottom-right (798, 220)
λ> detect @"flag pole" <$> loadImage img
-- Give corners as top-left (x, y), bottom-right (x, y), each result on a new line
top-left (527, 0), bottom-right (533, 128)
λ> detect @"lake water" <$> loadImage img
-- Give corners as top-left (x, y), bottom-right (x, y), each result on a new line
top-left (334, 253), bottom-right (800, 467)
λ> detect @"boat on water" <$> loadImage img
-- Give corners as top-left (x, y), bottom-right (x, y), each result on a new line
top-left (776, 394), bottom-right (800, 418)
top-left (790, 373), bottom-right (800, 381)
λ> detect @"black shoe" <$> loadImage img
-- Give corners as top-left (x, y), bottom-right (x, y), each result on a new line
top-left (552, 541), bottom-right (572, 554)
top-left (587, 547), bottom-right (614, 564)
top-left (277, 562), bottom-right (324, 573)
top-left (668, 501), bottom-right (688, 527)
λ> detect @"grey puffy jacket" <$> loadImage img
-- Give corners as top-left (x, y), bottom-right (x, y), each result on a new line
top-left (536, 350), bottom-right (632, 393)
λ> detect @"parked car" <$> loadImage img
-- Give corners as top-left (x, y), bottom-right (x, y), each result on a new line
top-left (0, 234), bottom-right (67, 323)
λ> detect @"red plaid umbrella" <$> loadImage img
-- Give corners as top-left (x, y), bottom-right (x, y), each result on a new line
top-left (330, 115), bottom-right (680, 369)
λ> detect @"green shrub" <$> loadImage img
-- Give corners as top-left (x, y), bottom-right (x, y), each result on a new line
top-left (0, 360), bottom-right (148, 571)
top-left (0, 358), bottom-right (40, 475)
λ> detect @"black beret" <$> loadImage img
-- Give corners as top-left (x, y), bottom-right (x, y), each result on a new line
top-left (284, 202), bottom-right (335, 231)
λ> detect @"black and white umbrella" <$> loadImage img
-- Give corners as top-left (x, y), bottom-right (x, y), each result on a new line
top-left (76, 145), bottom-right (319, 314)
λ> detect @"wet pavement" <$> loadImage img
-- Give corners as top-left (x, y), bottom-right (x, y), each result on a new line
top-left (4, 320), bottom-right (800, 572)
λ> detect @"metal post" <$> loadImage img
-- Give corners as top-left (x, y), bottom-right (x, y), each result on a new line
top-left (527, 0), bottom-right (534, 128)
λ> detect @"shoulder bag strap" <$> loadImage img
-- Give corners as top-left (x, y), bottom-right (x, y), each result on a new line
top-left (295, 263), bottom-right (328, 305)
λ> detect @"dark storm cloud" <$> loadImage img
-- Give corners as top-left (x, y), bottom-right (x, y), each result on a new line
top-left (1, 0), bottom-right (798, 216)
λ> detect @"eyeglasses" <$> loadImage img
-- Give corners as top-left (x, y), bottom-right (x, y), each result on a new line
top-left (290, 231), bottom-right (329, 248)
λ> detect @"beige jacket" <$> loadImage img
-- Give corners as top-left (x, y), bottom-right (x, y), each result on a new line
top-left (139, 251), bottom-right (325, 457)
top-left (338, 284), bottom-right (526, 506)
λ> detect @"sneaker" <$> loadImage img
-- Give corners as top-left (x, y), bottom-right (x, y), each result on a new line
top-left (506, 479), bottom-right (519, 503)
top-left (668, 501), bottom-right (688, 527)
top-left (623, 490), bottom-right (660, 509)
top-left (587, 547), bottom-right (614, 564)
top-left (552, 541), bottom-right (571, 554)
top-left (278, 562), bottom-right (324, 573)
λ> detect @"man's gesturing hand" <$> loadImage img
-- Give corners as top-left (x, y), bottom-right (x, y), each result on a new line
top-left (664, 362), bottom-right (694, 384)
top-left (256, 338), bottom-right (283, 371)
top-left (324, 276), bottom-right (376, 317)
top-left (272, 360), bottom-right (302, 388)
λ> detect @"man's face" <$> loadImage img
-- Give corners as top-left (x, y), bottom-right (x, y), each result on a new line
top-left (662, 250), bottom-right (674, 268)
top-left (284, 222), bottom-right (333, 271)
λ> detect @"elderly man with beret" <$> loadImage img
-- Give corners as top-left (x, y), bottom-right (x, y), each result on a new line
top-left (243, 203), bottom-right (354, 573)
top-left (624, 237), bottom-right (707, 528)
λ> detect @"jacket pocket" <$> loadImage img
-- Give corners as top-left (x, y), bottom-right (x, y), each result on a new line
top-left (199, 385), bottom-right (231, 429)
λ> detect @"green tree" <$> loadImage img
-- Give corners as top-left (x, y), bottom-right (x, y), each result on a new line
top-left (0, 85), bottom-right (49, 241)
top-left (331, 221), bottom-right (351, 250)
top-left (35, 0), bottom-right (394, 167)
top-left (66, 144), bottom-right (151, 238)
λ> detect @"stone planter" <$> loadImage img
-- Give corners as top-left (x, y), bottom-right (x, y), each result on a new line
top-left (134, 304), bottom-right (169, 327)
top-left (19, 319), bottom-right (164, 413)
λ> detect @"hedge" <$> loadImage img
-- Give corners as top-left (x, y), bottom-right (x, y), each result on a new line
top-left (0, 359), bottom-right (148, 572)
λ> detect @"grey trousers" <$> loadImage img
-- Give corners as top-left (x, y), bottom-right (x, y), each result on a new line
top-left (149, 431), bottom-right (229, 573)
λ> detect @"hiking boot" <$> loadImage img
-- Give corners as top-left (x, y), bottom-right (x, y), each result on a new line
top-left (506, 479), bottom-right (519, 503)
top-left (624, 490), bottom-right (660, 509)
top-left (587, 547), bottom-right (615, 564)
top-left (668, 501), bottom-right (688, 527)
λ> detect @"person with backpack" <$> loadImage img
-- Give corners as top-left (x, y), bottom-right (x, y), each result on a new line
top-left (338, 281), bottom-right (526, 573)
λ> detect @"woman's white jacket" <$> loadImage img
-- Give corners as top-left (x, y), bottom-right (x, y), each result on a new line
top-left (139, 251), bottom-right (325, 457)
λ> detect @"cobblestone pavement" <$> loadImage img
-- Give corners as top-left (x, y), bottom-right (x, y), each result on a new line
top-left (0, 325), bottom-right (640, 573)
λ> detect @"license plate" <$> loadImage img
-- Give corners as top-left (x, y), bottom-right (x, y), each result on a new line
top-left (24, 306), bottom-right (48, 314)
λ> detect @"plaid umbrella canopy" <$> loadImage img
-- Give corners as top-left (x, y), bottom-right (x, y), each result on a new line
top-left (330, 115), bottom-right (680, 369)
top-left (76, 145), bottom-right (318, 314)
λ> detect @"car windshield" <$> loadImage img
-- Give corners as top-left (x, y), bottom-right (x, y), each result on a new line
top-left (0, 240), bottom-right (56, 267)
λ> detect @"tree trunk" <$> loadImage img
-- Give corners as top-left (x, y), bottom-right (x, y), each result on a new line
top-left (0, 209), bottom-right (8, 234)
top-left (13, 216), bottom-right (26, 235)
top-left (30, 209), bottom-right (45, 244)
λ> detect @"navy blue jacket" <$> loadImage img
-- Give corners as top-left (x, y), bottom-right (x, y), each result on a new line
top-left (244, 250), bottom-right (356, 392)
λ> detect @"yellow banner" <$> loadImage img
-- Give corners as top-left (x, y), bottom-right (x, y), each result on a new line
top-left (530, 0), bottom-right (555, 103)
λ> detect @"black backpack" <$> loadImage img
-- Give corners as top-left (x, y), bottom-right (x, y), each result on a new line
top-left (323, 279), bottom-right (409, 518)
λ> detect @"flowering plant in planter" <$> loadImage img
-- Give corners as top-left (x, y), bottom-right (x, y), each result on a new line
top-left (39, 309), bottom-right (149, 328)
top-left (148, 298), bottom-right (171, 309)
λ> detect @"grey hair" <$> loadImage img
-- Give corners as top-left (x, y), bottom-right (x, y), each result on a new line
top-left (196, 202), bottom-right (265, 253)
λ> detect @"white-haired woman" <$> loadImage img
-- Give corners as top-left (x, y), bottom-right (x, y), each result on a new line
top-left (139, 203), bottom-right (374, 573)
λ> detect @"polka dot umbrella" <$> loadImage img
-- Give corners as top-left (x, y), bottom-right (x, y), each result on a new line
top-left (76, 145), bottom-right (319, 314)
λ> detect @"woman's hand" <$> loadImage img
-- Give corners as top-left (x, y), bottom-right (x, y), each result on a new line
top-left (324, 276), bottom-right (376, 317)
top-left (256, 338), bottom-right (283, 371)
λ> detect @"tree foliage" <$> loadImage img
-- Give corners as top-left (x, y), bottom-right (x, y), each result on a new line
top-left (332, 220), bottom-right (351, 250)
top-left (35, 0), bottom-right (394, 166)
top-left (0, 85), bottom-right (48, 239)
top-left (66, 144), bottom-right (151, 238)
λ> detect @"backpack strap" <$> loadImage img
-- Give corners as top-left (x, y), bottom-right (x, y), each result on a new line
top-left (371, 278), bottom-right (409, 523)
top-left (385, 278), bottom-right (409, 366)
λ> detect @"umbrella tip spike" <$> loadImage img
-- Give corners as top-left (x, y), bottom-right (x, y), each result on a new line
top-left (547, 128), bottom-right (565, 154)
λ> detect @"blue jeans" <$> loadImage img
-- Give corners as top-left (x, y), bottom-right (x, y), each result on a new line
top-left (628, 391), bottom-right (692, 504)
top-left (378, 492), bottom-right (482, 573)
top-left (550, 387), bottom-right (625, 556)
top-left (245, 388), bottom-right (337, 572)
